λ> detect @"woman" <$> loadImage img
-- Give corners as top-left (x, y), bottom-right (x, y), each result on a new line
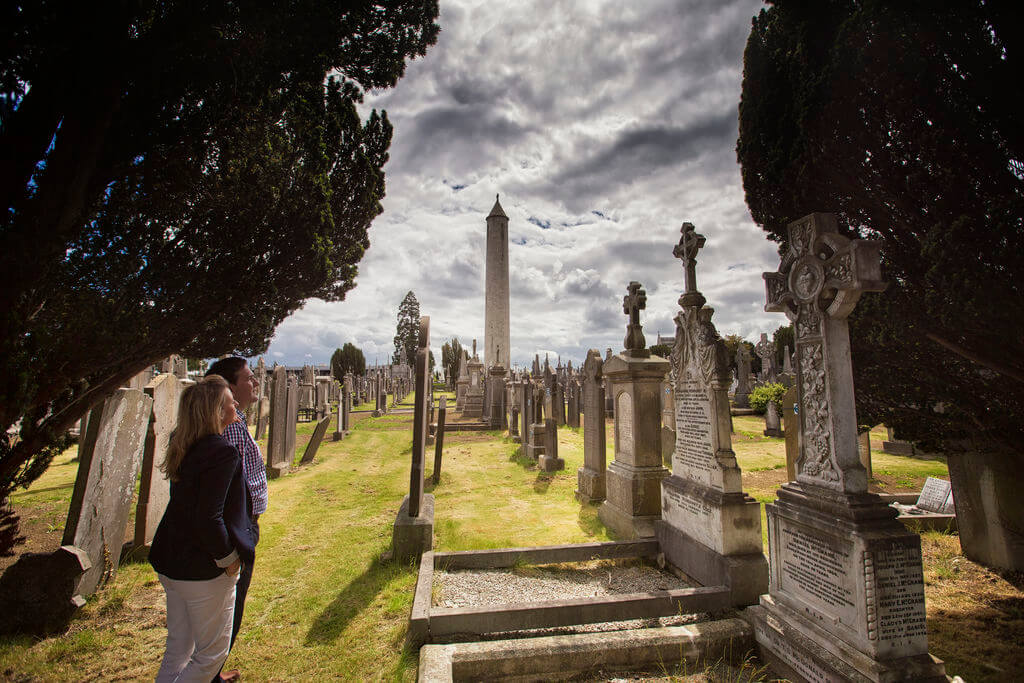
top-left (150, 375), bottom-right (256, 682)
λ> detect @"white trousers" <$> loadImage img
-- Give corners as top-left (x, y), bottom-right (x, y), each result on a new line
top-left (156, 572), bottom-right (238, 682)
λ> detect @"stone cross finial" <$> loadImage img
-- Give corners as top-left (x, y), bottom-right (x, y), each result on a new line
top-left (764, 213), bottom-right (886, 493)
top-left (622, 281), bottom-right (649, 357)
top-left (472, 339), bottom-right (477, 359)
top-left (673, 222), bottom-right (707, 306)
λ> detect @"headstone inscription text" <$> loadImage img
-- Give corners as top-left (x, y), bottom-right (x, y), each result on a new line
top-left (673, 378), bottom-right (713, 477)
top-left (867, 542), bottom-right (928, 647)
top-left (780, 523), bottom-right (856, 624)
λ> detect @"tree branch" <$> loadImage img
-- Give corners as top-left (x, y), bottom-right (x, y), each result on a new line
top-left (925, 332), bottom-right (1024, 383)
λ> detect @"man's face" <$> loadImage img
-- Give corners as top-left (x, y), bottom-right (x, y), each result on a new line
top-left (230, 365), bottom-right (258, 411)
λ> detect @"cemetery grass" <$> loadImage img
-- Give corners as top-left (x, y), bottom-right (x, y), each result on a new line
top-left (1, 404), bottom-right (1011, 681)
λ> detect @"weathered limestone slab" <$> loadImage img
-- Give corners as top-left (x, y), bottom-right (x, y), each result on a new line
top-left (947, 451), bottom-right (1023, 571)
top-left (266, 366), bottom-right (291, 478)
top-left (255, 395), bottom-right (270, 441)
top-left (567, 379), bottom-right (580, 429)
top-left (300, 415), bottom-right (331, 464)
top-left (392, 316), bottom-right (433, 562)
top-left (655, 223), bottom-right (766, 606)
top-left (763, 401), bottom-right (783, 437)
top-left (538, 417), bottom-right (564, 472)
top-left (431, 397), bottom-right (447, 485)
top-left (64, 388), bottom-right (152, 597)
top-left (134, 373), bottom-right (182, 554)
top-left (746, 213), bottom-right (945, 681)
top-left (576, 349), bottom-right (607, 503)
top-left (598, 283), bottom-right (669, 540)
top-left (487, 366), bottom-right (506, 429)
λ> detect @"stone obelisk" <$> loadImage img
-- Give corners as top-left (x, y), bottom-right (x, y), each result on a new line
top-left (484, 195), bottom-right (510, 369)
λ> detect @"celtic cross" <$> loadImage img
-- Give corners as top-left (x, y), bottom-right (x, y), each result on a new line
top-left (622, 281), bottom-right (649, 357)
top-left (755, 333), bottom-right (775, 380)
top-left (672, 222), bottom-right (707, 307)
top-left (763, 213), bottom-right (885, 493)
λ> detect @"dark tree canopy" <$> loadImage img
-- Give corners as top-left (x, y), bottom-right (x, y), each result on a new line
top-left (392, 291), bottom-right (420, 367)
top-left (772, 324), bottom-right (794, 369)
top-left (737, 0), bottom-right (1023, 458)
top-left (0, 1), bottom-right (440, 547)
top-left (331, 343), bottom-right (366, 379)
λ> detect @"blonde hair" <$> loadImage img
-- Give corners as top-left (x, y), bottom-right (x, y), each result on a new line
top-left (161, 375), bottom-right (231, 482)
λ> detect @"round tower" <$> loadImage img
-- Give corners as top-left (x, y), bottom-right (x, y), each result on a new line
top-left (484, 195), bottom-right (511, 369)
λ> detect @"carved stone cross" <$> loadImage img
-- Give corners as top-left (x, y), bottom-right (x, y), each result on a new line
top-left (622, 281), bottom-right (649, 357)
top-left (755, 333), bottom-right (775, 380)
top-left (672, 222), bottom-right (707, 306)
top-left (763, 213), bottom-right (885, 494)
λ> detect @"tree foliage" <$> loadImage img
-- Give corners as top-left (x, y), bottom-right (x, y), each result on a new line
top-left (331, 343), bottom-right (365, 379)
top-left (772, 324), bottom-right (794, 369)
top-left (441, 337), bottom-right (463, 386)
top-left (0, 1), bottom-right (440, 551)
top-left (392, 291), bottom-right (420, 367)
top-left (738, 0), bottom-right (1023, 457)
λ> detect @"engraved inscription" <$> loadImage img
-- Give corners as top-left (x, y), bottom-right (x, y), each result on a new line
top-left (870, 543), bottom-right (928, 647)
top-left (616, 392), bottom-right (633, 457)
top-left (673, 379), bottom-right (714, 477)
top-left (754, 624), bottom-right (829, 683)
top-left (780, 524), bottom-right (855, 620)
top-left (664, 487), bottom-right (711, 520)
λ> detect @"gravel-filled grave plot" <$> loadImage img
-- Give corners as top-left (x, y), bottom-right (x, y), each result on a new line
top-left (433, 558), bottom-right (697, 608)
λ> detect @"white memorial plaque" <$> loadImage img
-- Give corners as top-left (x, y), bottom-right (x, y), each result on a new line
top-left (673, 378), bottom-right (714, 483)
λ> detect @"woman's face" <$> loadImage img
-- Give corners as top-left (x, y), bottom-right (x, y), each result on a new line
top-left (219, 387), bottom-right (239, 432)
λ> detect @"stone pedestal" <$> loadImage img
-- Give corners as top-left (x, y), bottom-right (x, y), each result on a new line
top-left (391, 494), bottom-right (434, 563)
top-left (526, 422), bottom-right (546, 460)
top-left (463, 359), bottom-right (484, 418)
top-left (743, 483), bottom-right (946, 682)
top-left (598, 352), bottom-right (669, 539)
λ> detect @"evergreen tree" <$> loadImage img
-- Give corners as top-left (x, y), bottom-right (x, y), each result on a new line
top-left (441, 337), bottom-right (463, 386)
top-left (392, 291), bottom-right (420, 367)
top-left (737, 0), bottom-right (1023, 457)
top-left (0, 1), bottom-right (439, 555)
top-left (331, 343), bottom-right (365, 379)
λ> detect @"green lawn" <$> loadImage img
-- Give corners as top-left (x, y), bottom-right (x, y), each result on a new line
top-left (0, 401), bottom-right (969, 681)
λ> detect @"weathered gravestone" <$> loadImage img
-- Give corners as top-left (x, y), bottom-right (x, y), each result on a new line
top-left (266, 366), bottom-right (293, 478)
top-left (431, 397), bottom-right (447, 486)
top-left (133, 373), bottom-right (182, 555)
top-left (914, 477), bottom-right (955, 515)
top-left (654, 223), bottom-right (767, 606)
top-left (463, 342), bottom-right (484, 418)
top-left (782, 384), bottom-right (798, 481)
top-left (455, 351), bottom-right (469, 411)
top-left (161, 354), bottom-right (187, 379)
top-left (567, 379), bottom-right (580, 428)
top-left (858, 430), bottom-right (873, 480)
top-left (660, 379), bottom-right (676, 467)
top-left (65, 388), bottom-right (153, 597)
top-left (525, 384), bottom-right (547, 460)
top-left (487, 365), bottom-right (506, 429)
top-left (538, 417), bottom-right (564, 472)
top-left (763, 400), bottom-right (783, 438)
top-left (300, 415), bottom-right (331, 464)
top-left (576, 350), bottom-right (607, 503)
top-left (391, 316), bottom-right (434, 562)
top-left (743, 213), bottom-right (946, 682)
top-left (733, 345), bottom-right (752, 408)
top-left (598, 282), bottom-right (670, 539)
top-left (255, 395), bottom-right (270, 441)
top-left (755, 333), bottom-right (775, 383)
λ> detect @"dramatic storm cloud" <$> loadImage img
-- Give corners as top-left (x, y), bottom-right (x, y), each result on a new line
top-left (264, 0), bottom-right (788, 369)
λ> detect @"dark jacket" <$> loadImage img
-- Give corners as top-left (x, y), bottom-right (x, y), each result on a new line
top-left (150, 434), bottom-right (256, 580)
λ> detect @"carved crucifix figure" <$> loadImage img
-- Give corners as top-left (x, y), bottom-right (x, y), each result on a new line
top-left (622, 281), bottom-right (649, 357)
top-left (672, 222), bottom-right (707, 307)
top-left (764, 213), bottom-right (885, 494)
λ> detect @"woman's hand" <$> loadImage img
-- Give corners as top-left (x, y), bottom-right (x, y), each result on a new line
top-left (226, 559), bottom-right (241, 576)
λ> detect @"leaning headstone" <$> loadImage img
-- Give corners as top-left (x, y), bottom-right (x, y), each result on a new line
top-left (64, 388), bottom-right (153, 597)
top-left (598, 282), bottom-right (670, 539)
top-left (134, 373), bottom-right (182, 555)
top-left (266, 366), bottom-right (292, 478)
top-left (858, 430), bottom-right (873, 480)
top-left (576, 350), bottom-right (607, 503)
top-left (744, 213), bottom-right (946, 681)
top-left (391, 316), bottom-right (434, 562)
top-left (300, 415), bottom-right (331, 464)
top-left (655, 223), bottom-right (767, 606)
top-left (431, 397), bottom-right (447, 485)
top-left (915, 477), bottom-right (954, 515)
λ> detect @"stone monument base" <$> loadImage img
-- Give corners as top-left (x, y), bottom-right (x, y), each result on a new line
top-left (744, 595), bottom-right (947, 683)
top-left (575, 467), bottom-right (606, 503)
top-left (763, 427), bottom-right (784, 438)
top-left (391, 494), bottom-right (434, 564)
top-left (539, 453), bottom-right (564, 472)
top-left (598, 461), bottom-right (666, 539)
top-left (655, 521), bottom-right (767, 607)
top-left (267, 461), bottom-right (290, 479)
top-left (462, 394), bottom-right (483, 418)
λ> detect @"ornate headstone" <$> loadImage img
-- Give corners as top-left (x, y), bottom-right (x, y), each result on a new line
top-left (655, 222), bottom-right (767, 606)
top-left (755, 333), bottom-right (775, 383)
top-left (745, 213), bottom-right (945, 682)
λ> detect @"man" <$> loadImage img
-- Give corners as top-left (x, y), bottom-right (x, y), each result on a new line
top-left (205, 357), bottom-right (267, 683)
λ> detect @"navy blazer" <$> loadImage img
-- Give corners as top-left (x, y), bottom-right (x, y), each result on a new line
top-left (150, 434), bottom-right (256, 581)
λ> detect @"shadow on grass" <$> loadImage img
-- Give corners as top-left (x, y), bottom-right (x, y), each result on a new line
top-left (304, 555), bottom-right (412, 645)
top-left (532, 472), bottom-right (553, 494)
top-left (577, 502), bottom-right (605, 537)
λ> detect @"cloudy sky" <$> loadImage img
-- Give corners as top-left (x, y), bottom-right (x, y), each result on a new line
top-left (263, 0), bottom-right (788, 370)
